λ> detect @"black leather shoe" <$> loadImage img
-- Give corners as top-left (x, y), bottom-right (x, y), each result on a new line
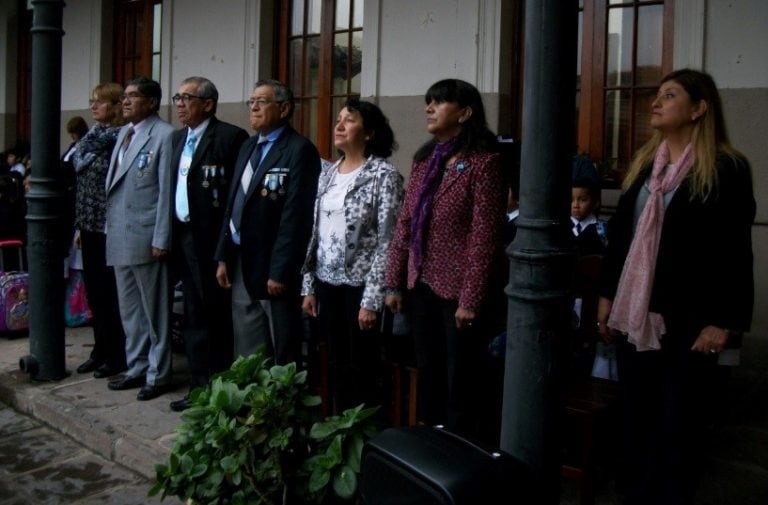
top-left (170, 395), bottom-right (191, 412)
top-left (108, 375), bottom-right (145, 391)
top-left (94, 364), bottom-right (127, 379)
top-left (77, 358), bottom-right (101, 374)
top-left (137, 383), bottom-right (171, 401)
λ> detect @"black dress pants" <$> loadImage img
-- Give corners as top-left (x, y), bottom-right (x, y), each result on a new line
top-left (80, 230), bottom-right (126, 369)
top-left (173, 223), bottom-right (233, 388)
top-left (616, 332), bottom-right (721, 505)
top-left (408, 281), bottom-right (490, 439)
top-left (315, 281), bottom-right (383, 415)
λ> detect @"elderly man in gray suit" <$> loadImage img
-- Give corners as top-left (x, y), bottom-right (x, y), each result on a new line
top-left (104, 76), bottom-right (175, 401)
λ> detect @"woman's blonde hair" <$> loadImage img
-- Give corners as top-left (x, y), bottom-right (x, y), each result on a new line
top-left (623, 69), bottom-right (741, 200)
top-left (92, 82), bottom-right (125, 127)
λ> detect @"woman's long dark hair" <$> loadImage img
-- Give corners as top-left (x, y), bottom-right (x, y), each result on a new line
top-left (414, 78), bottom-right (497, 162)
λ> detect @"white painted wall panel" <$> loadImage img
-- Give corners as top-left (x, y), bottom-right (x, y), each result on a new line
top-left (376, 0), bottom-right (501, 96)
top-left (705, 0), bottom-right (768, 88)
top-left (167, 0), bottom-right (250, 102)
top-left (61, 0), bottom-right (99, 110)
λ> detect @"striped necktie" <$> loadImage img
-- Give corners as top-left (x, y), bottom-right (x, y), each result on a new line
top-left (229, 136), bottom-right (268, 239)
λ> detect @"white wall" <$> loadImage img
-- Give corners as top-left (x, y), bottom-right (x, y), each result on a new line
top-left (166, 0), bottom-right (252, 103)
top-left (61, 0), bottom-right (102, 110)
top-left (705, 0), bottom-right (768, 88)
top-left (371, 0), bottom-right (502, 97)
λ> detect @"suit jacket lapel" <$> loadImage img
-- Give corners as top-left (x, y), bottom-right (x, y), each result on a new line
top-left (191, 118), bottom-right (217, 168)
top-left (170, 131), bottom-right (184, 189)
top-left (434, 157), bottom-right (468, 200)
top-left (245, 128), bottom-right (289, 200)
top-left (110, 116), bottom-right (157, 190)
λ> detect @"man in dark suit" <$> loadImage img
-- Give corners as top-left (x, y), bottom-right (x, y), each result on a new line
top-left (104, 76), bottom-right (174, 401)
top-left (215, 79), bottom-right (320, 365)
top-left (168, 76), bottom-right (248, 411)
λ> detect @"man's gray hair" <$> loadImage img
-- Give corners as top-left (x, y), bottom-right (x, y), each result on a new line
top-left (254, 79), bottom-right (295, 119)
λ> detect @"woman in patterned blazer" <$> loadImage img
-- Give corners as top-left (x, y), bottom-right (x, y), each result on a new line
top-left (384, 79), bottom-right (506, 436)
top-left (301, 99), bottom-right (403, 414)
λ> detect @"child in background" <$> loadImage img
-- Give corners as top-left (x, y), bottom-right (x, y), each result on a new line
top-left (570, 157), bottom-right (615, 379)
top-left (570, 175), bottom-right (606, 257)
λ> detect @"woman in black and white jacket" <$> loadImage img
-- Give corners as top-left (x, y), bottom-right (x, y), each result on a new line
top-left (301, 98), bottom-right (403, 414)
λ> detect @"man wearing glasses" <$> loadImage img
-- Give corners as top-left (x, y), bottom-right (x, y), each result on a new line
top-left (215, 79), bottom-right (320, 365)
top-left (104, 76), bottom-right (175, 401)
top-left (168, 76), bottom-right (248, 412)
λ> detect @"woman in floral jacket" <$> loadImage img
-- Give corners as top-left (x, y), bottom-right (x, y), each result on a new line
top-left (72, 82), bottom-right (127, 379)
top-left (301, 99), bottom-right (403, 414)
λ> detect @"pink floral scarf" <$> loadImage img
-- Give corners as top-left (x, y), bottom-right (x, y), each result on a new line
top-left (608, 141), bottom-right (695, 351)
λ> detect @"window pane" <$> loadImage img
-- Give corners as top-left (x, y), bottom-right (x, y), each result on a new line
top-left (350, 30), bottom-right (363, 94)
top-left (291, 0), bottom-right (305, 36)
top-left (636, 4), bottom-right (663, 86)
top-left (307, 97), bottom-right (319, 146)
top-left (294, 100), bottom-right (303, 131)
top-left (575, 89), bottom-right (581, 140)
top-left (307, 35), bottom-right (321, 96)
top-left (606, 7), bottom-right (634, 87)
top-left (152, 3), bottom-right (161, 52)
top-left (604, 89), bottom-right (631, 178)
top-left (609, 0), bottom-right (633, 4)
top-left (633, 88), bottom-right (657, 151)
top-left (152, 54), bottom-right (160, 81)
top-left (307, 0), bottom-right (321, 35)
top-left (336, 0), bottom-right (350, 30)
top-left (353, 0), bottom-right (364, 28)
top-left (333, 33), bottom-right (349, 95)
top-left (576, 10), bottom-right (583, 88)
top-left (290, 38), bottom-right (303, 96)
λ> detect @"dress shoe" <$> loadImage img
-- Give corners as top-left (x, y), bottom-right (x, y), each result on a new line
top-left (137, 383), bottom-right (171, 401)
top-left (108, 375), bottom-right (145, 391)
top-left (76, 358), bottom-right (101, 374)
top-left (94, 364), bottom-right (126, 379)
top-left (170, 395), bottom-right (191, 412)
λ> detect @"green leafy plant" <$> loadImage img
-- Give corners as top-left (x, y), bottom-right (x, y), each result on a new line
top-left (150, 350), bottom-right (379, 505)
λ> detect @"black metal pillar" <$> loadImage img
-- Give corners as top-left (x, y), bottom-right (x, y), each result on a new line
top-left (500, 1), bottom-right (578, 503)
top-left (20, 0), bottom-right (67, 381)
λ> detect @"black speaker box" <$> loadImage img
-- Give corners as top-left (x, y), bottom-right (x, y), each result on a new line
top-left (360, 426), bottom-right (534, 504)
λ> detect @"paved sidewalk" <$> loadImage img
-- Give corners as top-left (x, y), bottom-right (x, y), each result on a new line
top-left (0, 327), bottom-right (187, 481)
top-left (0, 402), bottom-right (177, 504)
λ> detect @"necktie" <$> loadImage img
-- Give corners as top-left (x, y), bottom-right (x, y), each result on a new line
top-left (118, 126), bottom-right (134, 167)
top-left (574, 222), bottom-right (582, 236)
top-left (229, 136), bottom-right (269, 240)
top-left (175, 131), bottom-right (197, 222)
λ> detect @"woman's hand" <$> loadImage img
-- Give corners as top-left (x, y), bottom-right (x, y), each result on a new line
top-left (455, 307), bottom-right (476, 331)
top-left (385, 294), bottom-right (403, 314)
top-left (358, 308), bottom-right (377, 331)
top-left (596, 297), bottom-right (614, 343)
top-left (691, 325), bottom-right (728, 355)
top-left (302, 295), bottom-right (318, 317)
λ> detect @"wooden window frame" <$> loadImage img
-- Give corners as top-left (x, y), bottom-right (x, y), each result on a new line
top-left (577, 0), bottom-right (674, 185)
top-left (277, 0), bottom-right (362, 159)
top-left (112, 0), bottom-right (161, 85)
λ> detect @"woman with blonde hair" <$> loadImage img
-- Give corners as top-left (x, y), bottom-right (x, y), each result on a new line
top-left (597, 69), bottom-right (755, 504)
top-left (72, 82), bottom-right (128, 378)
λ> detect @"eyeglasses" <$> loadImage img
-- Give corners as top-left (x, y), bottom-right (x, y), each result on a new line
top-left (172, 93), bottom-right (205, 105)
top-left (119, 92), bottom-right (146, 102)
top-left (246, 98), bottom-right (282, 109)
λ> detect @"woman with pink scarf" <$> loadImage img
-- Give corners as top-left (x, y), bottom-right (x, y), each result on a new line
top-left (597, 69), bottom-right (755, 504)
